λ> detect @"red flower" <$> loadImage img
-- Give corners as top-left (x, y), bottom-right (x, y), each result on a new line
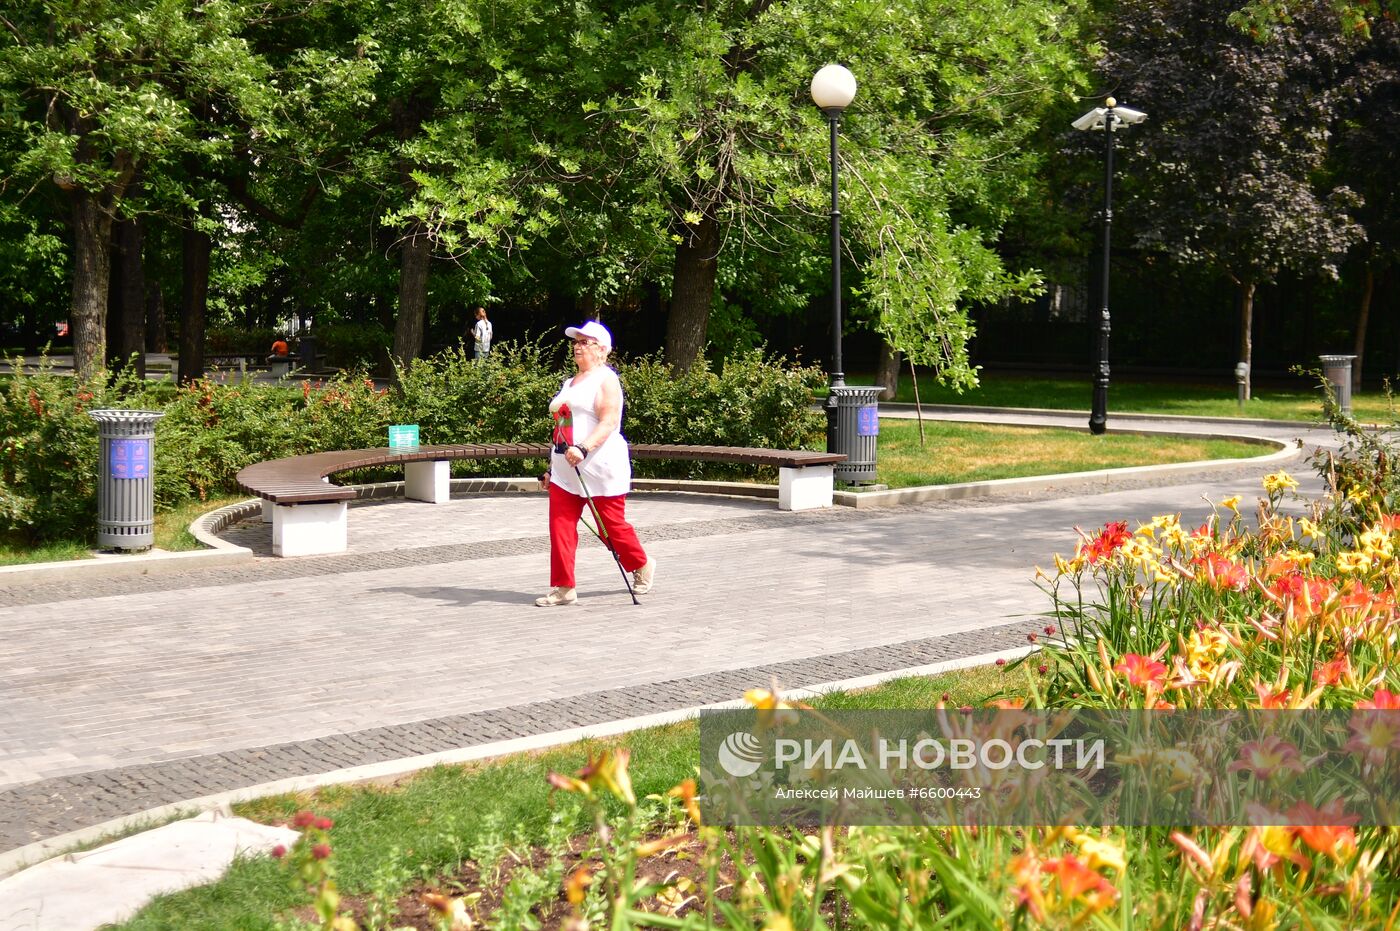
top-left (271, 844), bottom-right (287, 859)
top-left (1081, 521), bottom-right (1131, 564)
top-left (1313, 655), bottom-right (1350, 686)
top-left (1252, 683), bottom-right (1293, 708)
top-left (292, 811), bottom-right (315, 828)
top-left (1114, 653), bottom-right (1167, 690)
top-left (1356, 689), bottom-right (1400, 710)
top-left (1041, 855), bottom-right (1118, 906)
top-left (314, 816), bottom-right (334, 830)
top-left (1283, 801), bottom-right (1359, 858)
top-left (1193, 552), bottom-right (1249, 591)
top-left (312, 843), bottom-right (332, 860)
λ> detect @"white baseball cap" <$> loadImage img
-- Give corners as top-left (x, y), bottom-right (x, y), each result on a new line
top-left (564, 320), bottom-right (613, 349)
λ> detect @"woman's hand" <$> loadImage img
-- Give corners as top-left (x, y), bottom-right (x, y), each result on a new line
top-left (564, 445), bottom-right (585, 466)
top-left (538, 470), bottom-right (551, 489)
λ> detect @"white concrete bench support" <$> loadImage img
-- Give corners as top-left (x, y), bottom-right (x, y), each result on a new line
top-left (404, 460), bottom-right (450, 504)
top-left (272, 502), bottom-right (348, 557)
top-left (779, 465), bottom-right (834, 511)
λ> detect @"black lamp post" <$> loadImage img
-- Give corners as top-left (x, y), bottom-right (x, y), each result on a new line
top-left (811, 64), bottom-right (857, 452)
top-left (1072, 97), bottom-right (1146, 435)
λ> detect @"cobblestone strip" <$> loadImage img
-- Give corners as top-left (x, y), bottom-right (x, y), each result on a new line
top-left (1, 620), bottom-right (1043, 853)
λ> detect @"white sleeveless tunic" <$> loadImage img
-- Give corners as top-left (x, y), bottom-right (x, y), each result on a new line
top-left (548, 367), bottom-right (632, 498)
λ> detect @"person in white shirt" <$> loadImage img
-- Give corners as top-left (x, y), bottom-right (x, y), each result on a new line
top-left (535, 320), bottom-right (656, 605)
top-left (471, 307), bottom-right (493, 359)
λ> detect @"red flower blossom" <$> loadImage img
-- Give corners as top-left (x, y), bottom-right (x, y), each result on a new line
top-left (1252, 683), bottom-right (1293, 709)
top-left (312, 843), bottom-right (332, 860)
top-left (1357, 689), bottom-right (1400, 710)
top-left (314, 816), bottom-right (334, 830)
top-left (292, 810), bottom-right (315, 828)
top-left (1193, 552), bottom-right (1249, 591)
top-left (1283, 801), bottom-right (1359, 858)
top-left (1114, 653), bottom-right (1167, 690)
top-left (1081, 521), bottom-right (1131, 564)
top-left (1041, 855), bottom-right (1118, 907)
top-left (1313, 655), bottom-right (1351, 686)
top-left (271, 844), bottom-right (287, 859)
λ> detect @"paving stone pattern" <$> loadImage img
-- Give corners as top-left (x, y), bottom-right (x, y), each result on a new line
top-left (0, 621), bottom-right (1043, 852)
top-left (0, 416), bottom-right (1340, 855)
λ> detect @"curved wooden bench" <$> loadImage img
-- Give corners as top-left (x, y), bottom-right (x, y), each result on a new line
top-left (236, 442), bottom-right (844, 556)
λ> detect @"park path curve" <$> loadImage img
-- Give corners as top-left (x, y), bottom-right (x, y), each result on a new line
top-left (0, 409), bottom-right (1341, 865)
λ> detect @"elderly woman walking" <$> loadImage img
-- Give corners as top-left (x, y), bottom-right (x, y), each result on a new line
top-left (536, 320), bottom-right (656, 606)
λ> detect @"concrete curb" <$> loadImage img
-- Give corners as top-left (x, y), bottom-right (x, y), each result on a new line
top-left (0, 644), bottom-right (1034, 880)
top-left (835, 434), bottom-right (1299, 509)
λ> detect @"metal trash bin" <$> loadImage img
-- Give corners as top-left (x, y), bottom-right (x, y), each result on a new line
top-left (298, 334), bottom-right (318, 372)
top-left (829, 386), bottom-right (881, 483)
top-left (89, 409), bottom-right (164, 552)
top-left (1319, 354), bottom-right (1357, 414)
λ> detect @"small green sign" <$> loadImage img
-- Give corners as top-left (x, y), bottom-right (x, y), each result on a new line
top-left (389, 424), bottom-right (420, 450)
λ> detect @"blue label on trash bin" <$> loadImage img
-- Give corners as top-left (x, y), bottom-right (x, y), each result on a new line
top-left (857, 405), bottom-right (879, 436)
top-left (110, 438), bottom-right (150, 479)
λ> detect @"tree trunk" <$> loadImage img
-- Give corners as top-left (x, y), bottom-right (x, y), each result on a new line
top-left (665, 214), bottom-right (720, 372)
top-left (391, 222), bottom-right (431, 370)
top-left (107, 215), bottom-right (146, 378)
top-left (876, 342), bottom-right (902, 401)
top-left (145, 285), bottom-right (167, 353)
top-left (179, 216), bottom-right (211, 385)
top-left (1353, 263), bottom-right (1375, 394)
top-left (69, 190), bottom-right (114, 379)
top-left (1238, 279), bottom-right (1256, 401)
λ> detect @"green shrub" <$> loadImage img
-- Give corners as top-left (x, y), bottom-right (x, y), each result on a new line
top-left (0, 361), bottom-right (157, 543)
top-left (206, 326), bottom-right (278, 354)
top-left (315, 323), bottom-right (392, 370)
top-left (394, 339), bottom-right (562, 475)
top-left (620, 349), bottom-right (826, 478)
top-left (0, 347), bottom-right (822, 546)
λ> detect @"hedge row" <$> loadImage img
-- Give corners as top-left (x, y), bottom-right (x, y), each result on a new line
top-left (0, 345), bottom-right (825, 543)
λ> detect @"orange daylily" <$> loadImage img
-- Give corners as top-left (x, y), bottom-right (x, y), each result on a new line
top-left (1042, 854), bottom-right (1119, 910)
top-left (1357, 688), bottom-right (1400, 710)
top-left (1114, 653), bottom-right (1167, 690)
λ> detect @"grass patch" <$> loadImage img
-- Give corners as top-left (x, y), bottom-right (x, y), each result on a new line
top-left (870, 418), bottom-right (1270, 489)
top-left (0, 494), bottom-right (250, 567)
top-left (114, 664), bottom-right (1006, 930)
top-left (848, 371), bottom-right (1397, 422)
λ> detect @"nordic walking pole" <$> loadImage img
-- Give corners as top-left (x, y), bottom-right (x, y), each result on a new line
top-left (572, 462), bottom-right (640, 605)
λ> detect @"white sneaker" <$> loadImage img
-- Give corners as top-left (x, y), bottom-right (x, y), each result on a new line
top-left (632, 558), bottom-right (657, 595)
top-left (535, 586), bottom-right (577, 607)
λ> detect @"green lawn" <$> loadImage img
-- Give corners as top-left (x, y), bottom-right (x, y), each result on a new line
top-left (0, 494), bottom-right (247, 567)
top-left (112, 664), bottom-right (1012, 931)
top-left (868, 418), bottom-right (1271, 489)
top-left (847, 371), bottom-right (1395, 422)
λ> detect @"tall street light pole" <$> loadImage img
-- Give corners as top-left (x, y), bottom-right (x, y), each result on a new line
top-left (811, 64), bottom-right (856, 453)
top-left (1072, 97), bottom-right (1146, 436)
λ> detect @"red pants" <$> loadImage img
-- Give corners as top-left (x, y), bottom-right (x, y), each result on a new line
top-left (549, 482), bottom-right (648, 587)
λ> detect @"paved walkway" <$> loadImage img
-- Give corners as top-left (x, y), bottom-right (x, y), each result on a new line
top-left (0, 410), bottom-right (1339, 861)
